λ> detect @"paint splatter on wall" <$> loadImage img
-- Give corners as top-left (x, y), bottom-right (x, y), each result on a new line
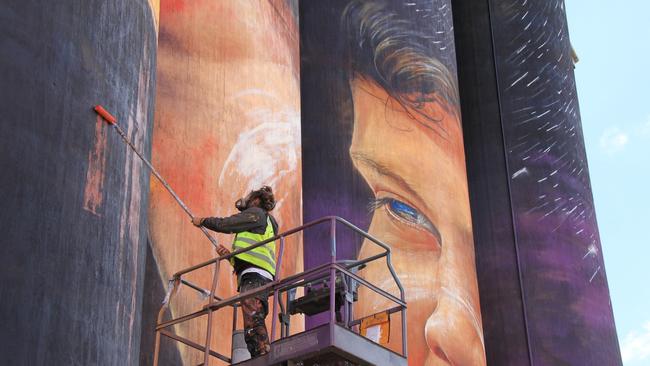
top-left (83, 116), bottom-right (108, 216)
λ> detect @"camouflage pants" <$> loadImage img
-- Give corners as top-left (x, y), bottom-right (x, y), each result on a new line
top-left (239, 273), bottom-right (271, 357)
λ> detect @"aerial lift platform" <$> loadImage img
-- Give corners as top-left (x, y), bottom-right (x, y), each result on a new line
top-left (152, 216), bottom-right (408, 366)
top-left (90, 107), bottom-right (406, 366)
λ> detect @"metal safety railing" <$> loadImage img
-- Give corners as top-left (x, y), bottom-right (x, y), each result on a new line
top-left (152, 216), bottom-right (408, 366)
top-left (89, 107), bottom-right (406, 365)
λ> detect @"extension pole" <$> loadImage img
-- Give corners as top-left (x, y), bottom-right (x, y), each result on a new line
top-left (93, 105), bottom-right (219, 249)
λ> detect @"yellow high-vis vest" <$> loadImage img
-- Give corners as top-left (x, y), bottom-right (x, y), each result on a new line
top-left (230, 216), bottom-right (276, 276)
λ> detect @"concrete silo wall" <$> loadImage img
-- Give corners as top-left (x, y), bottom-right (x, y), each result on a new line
top-left (0, 1), bottom-right (158, 365)
top-left (453, 0), bottom-right (621, 364)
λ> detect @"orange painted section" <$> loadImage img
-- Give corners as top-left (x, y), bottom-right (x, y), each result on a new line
top-left (148, 0), bottom-right (160, 31)
top-left (149, 1), bottom-right (302, 363)
top-left (83, 115), bottom-right (108, 216)
top-left (160, 0), bottom-right (187, 14)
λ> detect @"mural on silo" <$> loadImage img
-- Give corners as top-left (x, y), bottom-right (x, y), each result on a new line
top-left (142, 1), bottom-right (302, 365)
top-left (300, 1), bottom-right (485, 365)
top-left (485, 0), bottom-right (622, 364)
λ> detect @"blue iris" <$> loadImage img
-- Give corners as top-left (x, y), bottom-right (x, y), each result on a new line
top-left (388, 199), bottom-right (419, 222)
top-left (370, 197), bottom-right (442, 245)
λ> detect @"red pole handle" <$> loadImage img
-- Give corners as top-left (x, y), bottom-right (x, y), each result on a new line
top-left (94, 105), bottom-right (117, 124)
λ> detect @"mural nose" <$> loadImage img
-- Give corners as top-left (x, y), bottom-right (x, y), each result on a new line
top-left (424, 288), bottom-right (486, 366)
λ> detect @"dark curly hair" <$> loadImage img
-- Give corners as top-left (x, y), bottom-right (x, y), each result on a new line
top-left (250, 186), bottom-right (276, 211)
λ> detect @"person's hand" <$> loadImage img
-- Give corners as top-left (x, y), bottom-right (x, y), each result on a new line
top-left (216, 245), bottom-right (230, 257)
top-left (191, 217), bottom-right (204, 227)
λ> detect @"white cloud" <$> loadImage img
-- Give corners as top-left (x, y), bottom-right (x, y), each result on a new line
top-left (621, 321), bottom-right (650, 363)
top-left (599, 127), bottom-right (629, 154)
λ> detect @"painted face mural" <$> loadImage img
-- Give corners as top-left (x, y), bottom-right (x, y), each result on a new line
top-left (344, 2), bottom-right (485, 363)
top-left (148, 1), bottom-right (301, 364)
top-left (301, 1), bottom-right (485, 365)
top-left (350, 79), bottom-right (484, 366)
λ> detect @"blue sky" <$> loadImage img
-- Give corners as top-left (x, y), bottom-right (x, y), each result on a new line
top-left (565, 1), bottom-right (650, 364)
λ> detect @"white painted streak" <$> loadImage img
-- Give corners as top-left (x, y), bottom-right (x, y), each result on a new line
top-left (582, 244), bottom-right (598, 259)
top-left (589, 266), bottom-right (601, 283)
top-left (512, 167), bottom-right (529, 179)
top-left (219, 97), bottom-right (300, 212)
top-left (510, 72), bottom-right (529, 88)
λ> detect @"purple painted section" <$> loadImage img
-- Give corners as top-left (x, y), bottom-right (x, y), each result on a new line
top-left (490, 0), bottom-right (621, 364)
top-left (299, 0), bottom-right (373, 292)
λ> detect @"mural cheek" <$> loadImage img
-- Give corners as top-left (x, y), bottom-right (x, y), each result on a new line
top-left (146, 1), bottom-right (302, 363)
top-left (356, 212), bottom-right (440, 361)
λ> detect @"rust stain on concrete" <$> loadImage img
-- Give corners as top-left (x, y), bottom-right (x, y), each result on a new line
top-left (83, 115), bottom-right (108, 216)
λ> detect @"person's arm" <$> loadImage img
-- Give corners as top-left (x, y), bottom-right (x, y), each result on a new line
top-left (197, 207), bottom-right (266, 234)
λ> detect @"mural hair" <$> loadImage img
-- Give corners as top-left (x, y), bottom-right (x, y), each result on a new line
top-left (342, 0), bottom-right (460, 124)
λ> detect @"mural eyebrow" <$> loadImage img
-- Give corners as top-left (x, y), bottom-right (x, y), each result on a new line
top-left (350, 151), bottom-right (427, 210)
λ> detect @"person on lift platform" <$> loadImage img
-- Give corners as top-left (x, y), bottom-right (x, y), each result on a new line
top-left (192, 186), bottom-right (278, 358)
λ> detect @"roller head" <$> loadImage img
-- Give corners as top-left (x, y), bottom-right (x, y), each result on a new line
top-left (93, 105), bottom-right (117, 124)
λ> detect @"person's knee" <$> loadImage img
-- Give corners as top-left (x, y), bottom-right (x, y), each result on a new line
top-left (252, 310), bottom-right (266, 325)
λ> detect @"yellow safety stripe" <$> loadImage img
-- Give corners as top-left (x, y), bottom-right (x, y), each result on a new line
top-left (234, 237), bottom-right (275, 257)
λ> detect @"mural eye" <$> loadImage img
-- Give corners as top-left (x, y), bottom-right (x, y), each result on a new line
top-left (387, 199), bottom-right (419, 223)
top-left (370, 197), bottom-right (442, 245)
